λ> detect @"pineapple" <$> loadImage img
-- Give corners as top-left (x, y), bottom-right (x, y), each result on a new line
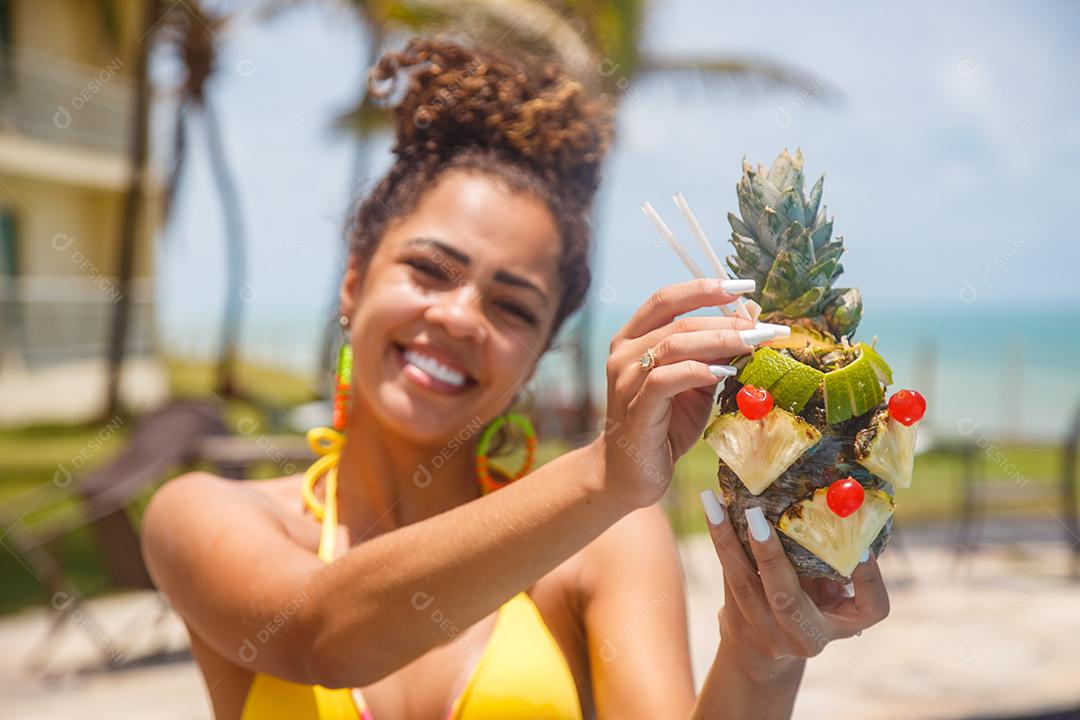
top-left (704, 409), bottom-right (821, 495)
top-left (855, 407), bottom-right (919, 488)
top-left (703, 150), bottom-right (923, 581)
top-left (777, 488), bottom-right (895, 578)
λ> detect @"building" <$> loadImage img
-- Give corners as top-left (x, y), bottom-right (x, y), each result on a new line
top-left (0, 0), bottom-right (167, 425)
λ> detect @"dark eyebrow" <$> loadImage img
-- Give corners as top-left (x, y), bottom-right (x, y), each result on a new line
top-left (405, 236), bottom-right (549, 307)
top-left (406, 237), bottom-right (470, 264)
top-left (494, 269), bottom-right (549, 307)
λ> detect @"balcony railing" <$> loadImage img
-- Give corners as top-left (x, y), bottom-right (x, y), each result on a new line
top-left (0, 43), bottom-right (133, 156)
top-left (0, 275), bottom-right (155, 369)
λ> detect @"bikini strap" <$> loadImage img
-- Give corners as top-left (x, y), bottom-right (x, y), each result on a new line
top-left (302, 427), bottom-right (346, 563)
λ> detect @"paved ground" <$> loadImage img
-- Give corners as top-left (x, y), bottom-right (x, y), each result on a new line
top-left (0, 357), bottom-right (169, 427)
top-left (1, 525), bottom-right (1078, 719)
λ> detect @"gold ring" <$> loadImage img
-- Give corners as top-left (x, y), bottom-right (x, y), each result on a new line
top-left (639, 347), bottom-right (657, 371)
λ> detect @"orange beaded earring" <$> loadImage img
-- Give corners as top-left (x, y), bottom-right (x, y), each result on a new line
top-left (475, 413), bottom-right (537, 496)
top-left (332, 315), bottom-right (352, 432)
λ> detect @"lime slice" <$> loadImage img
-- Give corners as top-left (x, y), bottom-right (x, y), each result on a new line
top-left (738, 347), bottom-right (824, 415)
top-left (770, 362), bottom-right (825, 414)
top-left (738, 347), bottom-right (793, 389)
top-left (822, 346), bottom-right (885, 424)
top-left (858, 342), bottom-right (893, 385)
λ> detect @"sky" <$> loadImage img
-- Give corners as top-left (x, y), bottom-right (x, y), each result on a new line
top-left (153, 0), bottom-right (1080, 435)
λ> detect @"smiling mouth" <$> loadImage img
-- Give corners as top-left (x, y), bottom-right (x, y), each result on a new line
top-left (393, 343), bottom-right (478, 395)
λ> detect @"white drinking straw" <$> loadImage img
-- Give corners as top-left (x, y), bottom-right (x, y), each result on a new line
top-left (641, 201), bottom-right (706, 280)
top-left (672, 193), bottom-right (752, 320)
top-left (641, 201), bottom-right (746, 319)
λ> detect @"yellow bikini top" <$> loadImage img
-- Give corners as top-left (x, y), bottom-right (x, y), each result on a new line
top-left (240, 428), bottom-right (583, 720)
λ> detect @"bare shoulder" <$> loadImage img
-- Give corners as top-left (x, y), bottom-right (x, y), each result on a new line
top-left (140, 472), bottom-right (310, 592)
top-left (577, 504), bottom-right (683, 598)
top-left (143, 472), bottom-right (269, 535)
top-left (140, 471), bottom-right (328, 684)
top-left (573, 504), bottom-right (695, 718)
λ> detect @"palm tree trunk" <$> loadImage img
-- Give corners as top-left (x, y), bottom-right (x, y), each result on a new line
top-left (201, 100), bottom-right (246, 398)
top-left (104, 0), bottom-right (157, 420)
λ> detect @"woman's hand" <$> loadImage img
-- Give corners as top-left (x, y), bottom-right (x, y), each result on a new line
top-left (597, 279), bottom-right (757, 510)
top-left (700, 489), bottom-right (891, 679)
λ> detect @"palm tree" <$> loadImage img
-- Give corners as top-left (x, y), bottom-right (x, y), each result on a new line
top-left (158, 2), bottom-right (248, 398)
top-left (104, 0), bottom-right (161, 420)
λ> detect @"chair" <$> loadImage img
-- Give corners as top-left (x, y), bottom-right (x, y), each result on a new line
top-left (4, 399), bottom-right (226, 671)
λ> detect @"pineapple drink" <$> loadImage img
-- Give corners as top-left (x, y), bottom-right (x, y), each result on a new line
top-left (703, 150), bottom-right (926, 581)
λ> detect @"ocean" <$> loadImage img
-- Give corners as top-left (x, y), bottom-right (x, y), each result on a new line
top-left (579, 304), bottom-right (1080, 444)
top-left (187, 304), bottom-right (1079, 444)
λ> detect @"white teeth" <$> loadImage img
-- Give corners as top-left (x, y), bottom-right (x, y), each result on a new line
top-left (403, 348), bottom-right (467, 388)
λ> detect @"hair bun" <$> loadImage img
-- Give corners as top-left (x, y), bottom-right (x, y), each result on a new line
top-left (370, 38), bottom-right (614, 207)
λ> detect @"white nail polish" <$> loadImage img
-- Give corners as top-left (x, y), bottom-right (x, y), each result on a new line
top-left (708, 364), bottom-right (738, 378)
top-left (738, 325), bottom-right (778, 346)
top-left (745, 506), bottom-right (771, 542)
top-left (859, 548), bottom-right (871, 564)
top-left (756, 322), bottom-right (791, 338)
top-left (700, 490), bottom-right (726, 525)
top-left (720, 279), bottom-right (755, 294)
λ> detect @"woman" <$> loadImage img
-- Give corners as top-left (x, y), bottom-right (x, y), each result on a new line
top-left (142, 39), bottom-right (890, 720)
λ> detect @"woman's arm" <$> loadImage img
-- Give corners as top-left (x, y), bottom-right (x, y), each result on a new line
top-left (142, 278), bottom-right (755, 689)
top-left (693, 632), bottom-right (806, 720)
top-left (143, 441), bottom-right (621, 688)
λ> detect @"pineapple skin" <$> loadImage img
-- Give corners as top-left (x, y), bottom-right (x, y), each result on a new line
top-left (715, 391), bottom-right (893, 582)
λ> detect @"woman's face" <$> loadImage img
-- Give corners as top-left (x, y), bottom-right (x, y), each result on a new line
top-left (340, 170), bottom-right (562, 446)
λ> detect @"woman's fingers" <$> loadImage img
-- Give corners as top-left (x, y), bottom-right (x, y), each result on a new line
top-left (820, 552), bottom-right (891, 637)
top-left (625, 361), bottom-right (726, 434)
top-left (650, 327), bottom-right (757, 368)
top-left (632, 315), bottom-right (756, 355)
top-left (614, 278), bottom-right (754, 342)
top-left (608, 317), bottom-right (756, 407)
top-left (701, 491), bottom-right (892, 656)
top-left (700, 490), bottom-right (791, 653)
top-left (742, 507), bottom-right (830, 656)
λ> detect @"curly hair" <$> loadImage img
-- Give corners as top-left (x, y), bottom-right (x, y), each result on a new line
top-left (347, 37), bottom-right (615, 342)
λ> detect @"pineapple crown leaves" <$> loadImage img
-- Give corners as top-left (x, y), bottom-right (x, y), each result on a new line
top-left (726, 149), bottom-right (862, 338)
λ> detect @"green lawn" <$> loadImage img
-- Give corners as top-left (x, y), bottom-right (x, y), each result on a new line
top-left (664, 438), bottom-right (1064, 537)
top-left (0, 361), bottom-right (1065, 615)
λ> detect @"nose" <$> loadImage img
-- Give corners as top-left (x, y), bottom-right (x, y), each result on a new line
top-left (425, 284), bottom-right (489, 343)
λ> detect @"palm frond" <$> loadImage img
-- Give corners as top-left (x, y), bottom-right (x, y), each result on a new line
top-left (332, 0), bottom-right (601, 137)
top-left (639, 55), bottom-right (842, 101)
top-left (334, 93), bottom-right (393, 136)
top-left (379, 0), bottom-right (597, 86)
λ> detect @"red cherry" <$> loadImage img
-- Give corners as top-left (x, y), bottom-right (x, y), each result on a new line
top-left (888, 389), bottom-right (926, 426)
top-left (737, 385), bottom-right (774, 420)
top-left (826, 476), bottom-right (865, 518)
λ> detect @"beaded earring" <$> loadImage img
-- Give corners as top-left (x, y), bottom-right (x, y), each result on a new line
top-left (332, 316), bottom-right (353, 432)
top-left (475, 412), bottom-right (537, 496)
top-left (301, 316), bottom-right (352, 548)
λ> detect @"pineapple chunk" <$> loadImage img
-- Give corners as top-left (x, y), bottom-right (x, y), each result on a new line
top-left (778, 488), bottom-right (894, 577)
top-left (703, 408), bottom-right (821, 495)
top-left (855, 412), bottom-right (919, 488)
